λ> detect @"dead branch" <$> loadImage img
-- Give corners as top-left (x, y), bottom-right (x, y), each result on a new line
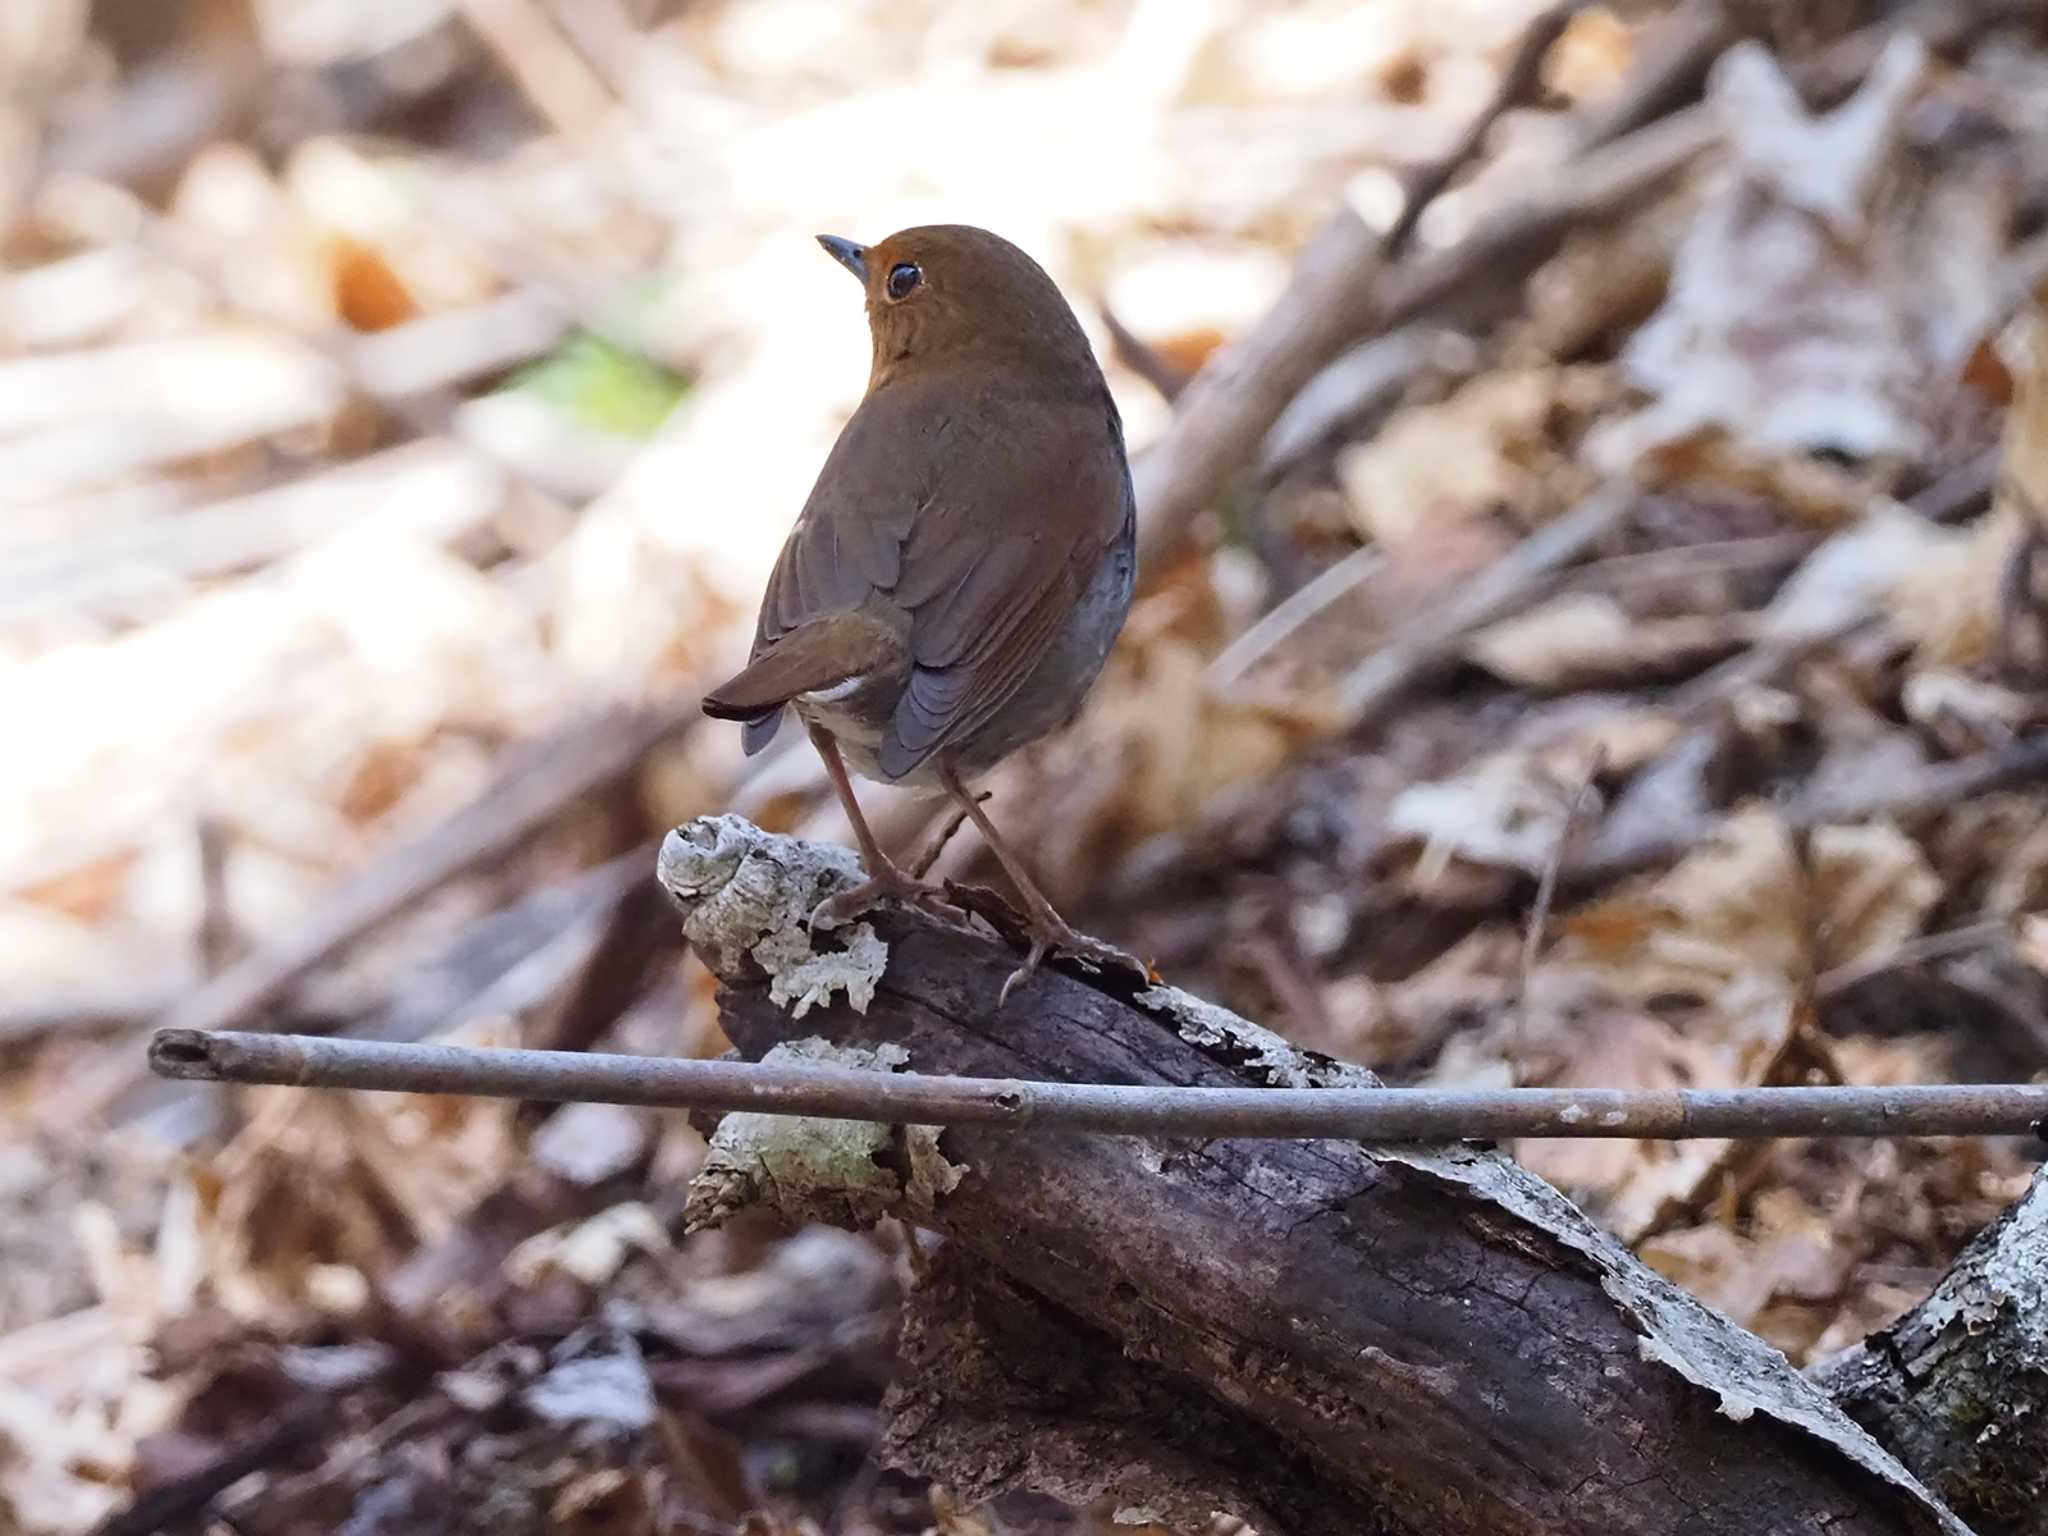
top-left (1131, 1), bottom-right (1734, 570)
top-left (0, 442), bottom-right (508, 624)
top-left (643, 816), bottom-right (1969, 1536)
top-left (1099, 301), bottom-right (1194, 404)
top-left (1572, 731), bottom-right (2048, 887)
top-left (0, 977), bottom-right (188, 1053)
top-left (147, 697), bottom-right (696, 1045)
top-left (1813, 919), bottom-right (2013, 1002)
top-left (1815, 1165), bottom-right (2048, 1536)
top-left (455, 0), bottom-right (617, 139)
top-left (1379, 0), bottom-right (1591, 261)
top-left (148, 1022), bottom-right (2048, 1141)
top-left (1367, 79), bottom-right (1717, 333)
top-left (1255, 325), bottom-right (1477, 484)
top-left (885, 1241), bottom-right (1313, 1534)
top-left (1574, 0), bottom-right (1735, 149)
top-left (1513, 744), bottom-right (1606, 1082)
top-left (94, 1399), bottom-right (335, 1536)
top-left (1207, 549), bottom-right (1381, 689)
top-left (529, 860), bottom-right (674, 1060)
top-left (1132, 0), bottom-right (2004, 572)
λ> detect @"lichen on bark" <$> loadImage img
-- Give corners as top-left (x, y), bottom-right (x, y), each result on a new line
top-left (658, 815), bottom-right (888, 1015)
top-left (1816, 1169), bottom-right (2048, 1536)
top-left (683, 1038), bottom-right (967, 1234)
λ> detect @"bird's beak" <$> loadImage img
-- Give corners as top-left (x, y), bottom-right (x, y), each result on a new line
top-left (816, 235), bottom-right (868, 283)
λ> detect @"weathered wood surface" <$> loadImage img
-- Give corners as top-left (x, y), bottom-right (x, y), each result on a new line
top-left (1817, 1167), bottom-right (2048, 1536)
top-left (659, 816), bottom-right (1972, 1536)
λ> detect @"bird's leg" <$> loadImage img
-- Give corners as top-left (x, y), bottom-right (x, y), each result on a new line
top-left (807, 725), bottom-right (953, 928)
top-left (935, 760), bottom-right (1143, 1005)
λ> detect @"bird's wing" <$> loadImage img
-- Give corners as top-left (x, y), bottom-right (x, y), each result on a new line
top-left (748, 374), bottom-right (1128, 778)
top-left (880, 387), bottom-right (1128, 779)
top-left (750, 392), bottom-right (927, 654)
top-left (733, 385), bottom-right (931, 753)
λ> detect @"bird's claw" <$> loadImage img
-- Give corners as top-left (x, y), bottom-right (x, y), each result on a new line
top-left (810, 866), bottom-right (957, 930)
top-left (998, 920), bottom-right (1146, 1007)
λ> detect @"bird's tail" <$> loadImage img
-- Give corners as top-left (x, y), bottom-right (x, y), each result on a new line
top-left (703, 611), bottom-right (902, 722)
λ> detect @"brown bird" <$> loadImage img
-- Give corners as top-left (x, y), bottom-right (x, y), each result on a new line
top-left (703, 224), bottom-right (1137, 1000)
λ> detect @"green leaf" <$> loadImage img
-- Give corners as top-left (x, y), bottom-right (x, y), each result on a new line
top-left (508, 331), bottom-right (691, 438)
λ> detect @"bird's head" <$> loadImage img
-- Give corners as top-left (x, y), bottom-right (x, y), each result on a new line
top-left (815, 224), bottom-right (1098, 394)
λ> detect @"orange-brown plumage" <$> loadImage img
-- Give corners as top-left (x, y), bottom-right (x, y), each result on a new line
top-left (704, 224), bottom-right (1138, 999)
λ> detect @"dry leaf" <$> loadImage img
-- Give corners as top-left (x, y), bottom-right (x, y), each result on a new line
top-left (1757, 501), bottom-right (1954, 644)
top-left (1000, 558), bottom-right (1340, 897)
top-left (1515, 1003), bottom-right (1720, 1198)
top-left (1465, 593), bottom-right (1749, 691)
top-left (2016, 913), bottom-right (2048, 974)
top-left (1882, 503), bottom-right (2015, 669)
top-left (1336, 366), bottom-right (1607, 546)
top-left (1562, 807), bottom-right (1810, 1005)
top-left (1536, 810), bottom-right (1811, 1234)
top-left (1806, 822), bottom-right (1941, 973)
top-left (1638, 1188), bottom-right (1852, 1337)
top-left (1597, 36), bottom-right (2005, 468)
top-left (1386, 746), bottom-right (1605, 881)
top-left (1900, 668), bottom-right (2038, 753)
top-left (1543, 7), bottom-right (1633, 104)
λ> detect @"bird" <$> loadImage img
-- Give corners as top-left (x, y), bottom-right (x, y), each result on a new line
top-left (703, 224), bottom-right (1138, 1002)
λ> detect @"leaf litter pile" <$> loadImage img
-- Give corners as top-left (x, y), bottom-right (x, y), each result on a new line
top-left (3, 1), bottom-right (2048, 1532)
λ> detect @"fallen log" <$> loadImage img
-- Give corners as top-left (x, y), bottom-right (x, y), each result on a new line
top-left (657, 814), bottom-right (1969, 1536)
top-left (1814, 1167), bottom-right (2048, 1536)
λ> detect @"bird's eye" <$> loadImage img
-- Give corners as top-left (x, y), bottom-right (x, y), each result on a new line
top-left (886, 262), bottom-right (922, 301)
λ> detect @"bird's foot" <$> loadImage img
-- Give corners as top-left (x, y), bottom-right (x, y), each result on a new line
top-left (999, 916), bottom-right (1147, 1008)
top-left (810, 859), bottom-right (957, 930)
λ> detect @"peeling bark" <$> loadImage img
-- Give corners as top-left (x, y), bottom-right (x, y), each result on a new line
top-left (660, 817), bottom-right (1971, 1536)
top-left (1817, 1167), bottom-right (2048, 1536)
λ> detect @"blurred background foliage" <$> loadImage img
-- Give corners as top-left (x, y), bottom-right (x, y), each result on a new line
top-left (2, 1), bottom-right (2047, 1532)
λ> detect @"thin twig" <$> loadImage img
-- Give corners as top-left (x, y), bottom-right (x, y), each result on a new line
top-left (1513, 746), bottom-right (1607, 1085)
top-left (195, 812), bottom-right (237, 976)
top-left (0, 978), bottom-right (189, 1053)
top-left (1559, 531), bottom-right (1821, 591)
top-left (150, 1029), bottom-right (2048, 1141)
top-left (910, 794), bottom-right (984, 880)
top-left (1814, 919), bottom-right (2013, 1002)
top-left (1208, 548), bottom-right (1381, 688)
top-left (1339, 481), bottom-right (1636, 726)
top-left (1571, 732), bottom-right (2048, 888)
top-left (1665, 617), bottom-right (1874, 724)
top-left (1380, 0), bottom-right (1590, 260)
top-left (149, 698), bottom-right (698, 1042)
top-left (1257, 325), bottom-right (1477, 483)
top-left (455, 0), bottom-right (617, 139)
top-left (1099, 301), bottom-right (1194, 404)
